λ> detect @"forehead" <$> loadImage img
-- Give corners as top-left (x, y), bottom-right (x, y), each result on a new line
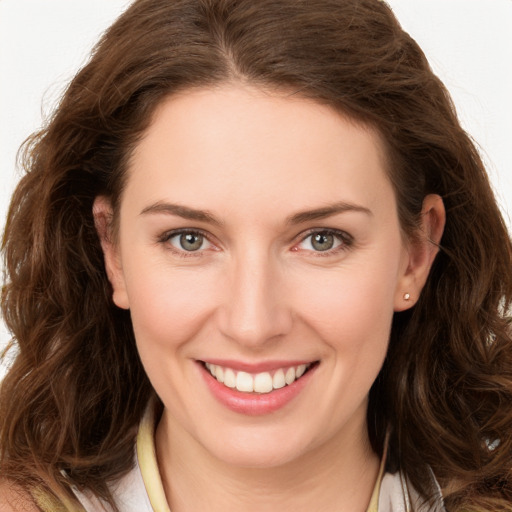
top-left (124, 84), bottom-right (395, 220)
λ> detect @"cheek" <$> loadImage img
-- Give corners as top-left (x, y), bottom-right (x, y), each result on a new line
top-left (291, 259), bottom-right (399, 419)
top-left (122, 260), bottom-right (219, 350)
top-left (294, 258), bottom-right (399, 346)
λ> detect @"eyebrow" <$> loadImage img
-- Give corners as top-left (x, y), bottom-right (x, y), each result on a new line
top-left (140, 202), bottom-right (223, 226)
top-left (140, 200), bottom-right (372, 226)
top-left (286, 201), bottom-right (372, 225)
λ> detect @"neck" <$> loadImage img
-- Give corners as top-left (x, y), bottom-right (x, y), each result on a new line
top-left (155, 411), bottom-right (380, 512)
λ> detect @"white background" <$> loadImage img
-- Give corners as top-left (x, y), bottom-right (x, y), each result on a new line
top-left (1, 0), bottom-right (511, 377)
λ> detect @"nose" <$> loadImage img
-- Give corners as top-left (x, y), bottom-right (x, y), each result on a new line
top-left (216, 250), bottom-right (293, 348)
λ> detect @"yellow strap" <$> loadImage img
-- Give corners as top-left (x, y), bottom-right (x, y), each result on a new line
top-left (31, 485), bottom-right (84, 512)
top-left (365, 456), bottom-right (385, 512)
top-left (137, 400), bottom-right (171, 512)
top-left (366, 432), bottom-right (389, 512)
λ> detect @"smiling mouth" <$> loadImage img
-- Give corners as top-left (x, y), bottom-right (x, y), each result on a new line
top-left (202, 362), bottom-right (317, 394)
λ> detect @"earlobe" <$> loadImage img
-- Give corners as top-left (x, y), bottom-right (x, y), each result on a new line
top-left (394, 194), bottom-right (446, 312)
top-left (93, 196), bottom-right (130, 310)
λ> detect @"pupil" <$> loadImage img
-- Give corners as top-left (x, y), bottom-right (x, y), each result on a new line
top-left (312, 233), bottom-right (334, 251)
top-left (180, 233), bottom-right (203, 251)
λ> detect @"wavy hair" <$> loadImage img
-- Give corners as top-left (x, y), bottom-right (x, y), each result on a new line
top-left (1, 0), bottom-right (511, 510)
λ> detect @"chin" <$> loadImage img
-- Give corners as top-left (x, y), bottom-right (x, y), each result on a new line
top-left (196, 422), bottom-right (319, 469)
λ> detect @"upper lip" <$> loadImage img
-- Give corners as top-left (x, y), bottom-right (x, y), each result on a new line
top-left (199, 359), bottom-right (317, 373)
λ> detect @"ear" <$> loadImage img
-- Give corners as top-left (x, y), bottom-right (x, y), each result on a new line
top-left (93, 196), bottom-right (130, 310)
top-left (394, 194), bottom-right (446, 312)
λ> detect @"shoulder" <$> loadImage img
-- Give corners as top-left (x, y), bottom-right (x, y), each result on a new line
top-left (0, 480), bottom-right (40, 512)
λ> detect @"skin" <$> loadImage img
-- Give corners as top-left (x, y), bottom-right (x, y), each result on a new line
top-left (96, 83), bottom-right (445, 511)
top-left (0, 482), bottom-right (39, 512)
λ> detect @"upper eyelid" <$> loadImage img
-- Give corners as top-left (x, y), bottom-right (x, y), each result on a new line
top-left (159, 227), bottom-right (211, 241)
top-left (296, 227), bottom-right (353, 243)
top-left (292, 228), bottom-right (354, 253)
top-left (159, 228), bottom-right (216, 248)
top-left (159, 229), bottom-right (217, 257)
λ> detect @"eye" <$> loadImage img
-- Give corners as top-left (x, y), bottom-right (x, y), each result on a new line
top-left (295, 229), bottom-right (352, 253)
top-left (166, 230), bottom-right (213, 252)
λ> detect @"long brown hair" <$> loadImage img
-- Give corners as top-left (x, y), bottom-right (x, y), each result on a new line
top-left (2, 0), bottom-right (511, 510)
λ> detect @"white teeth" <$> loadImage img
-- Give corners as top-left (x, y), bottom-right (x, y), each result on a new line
top-left (296, 364), bottom-right (306, 378)
top-left (214, 365), bottom-right (224, 383)
top-left (236, 371), bottom-right (254, 392)
top-left (272, 369), bottom-right (286, 389)
top-left (224, 368), bottom-right (236, 388)
top-left (205, 362), bottom-right (312, 394)
top-left (254, 372), bottom-right (273, 393)
top-left (285, 367), bottom-right (296, 385)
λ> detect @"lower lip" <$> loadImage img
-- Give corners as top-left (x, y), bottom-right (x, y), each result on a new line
top-left (199, 363), bottom-right (317, 415)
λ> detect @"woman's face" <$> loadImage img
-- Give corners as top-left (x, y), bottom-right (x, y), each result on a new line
top-left (99, 84), bottom-right (432, 468)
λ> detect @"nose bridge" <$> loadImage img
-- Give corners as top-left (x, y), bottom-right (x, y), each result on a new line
top-left (218, 245), bottom-right (291, 346)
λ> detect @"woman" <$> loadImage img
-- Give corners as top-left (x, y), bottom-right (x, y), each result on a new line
top-left (1, 0), bottom-right (511, 510)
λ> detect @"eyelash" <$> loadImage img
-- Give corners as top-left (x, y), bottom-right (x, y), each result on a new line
top-left (293, 229), bottom-right (354, 256)
top-left (158, 229), bottom-right (215, 258)
top-left (157, 228), bottom-right (354, 258)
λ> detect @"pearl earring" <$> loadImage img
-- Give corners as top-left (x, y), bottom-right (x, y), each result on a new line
top-left (403, 293), bottom-right (411, 301)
